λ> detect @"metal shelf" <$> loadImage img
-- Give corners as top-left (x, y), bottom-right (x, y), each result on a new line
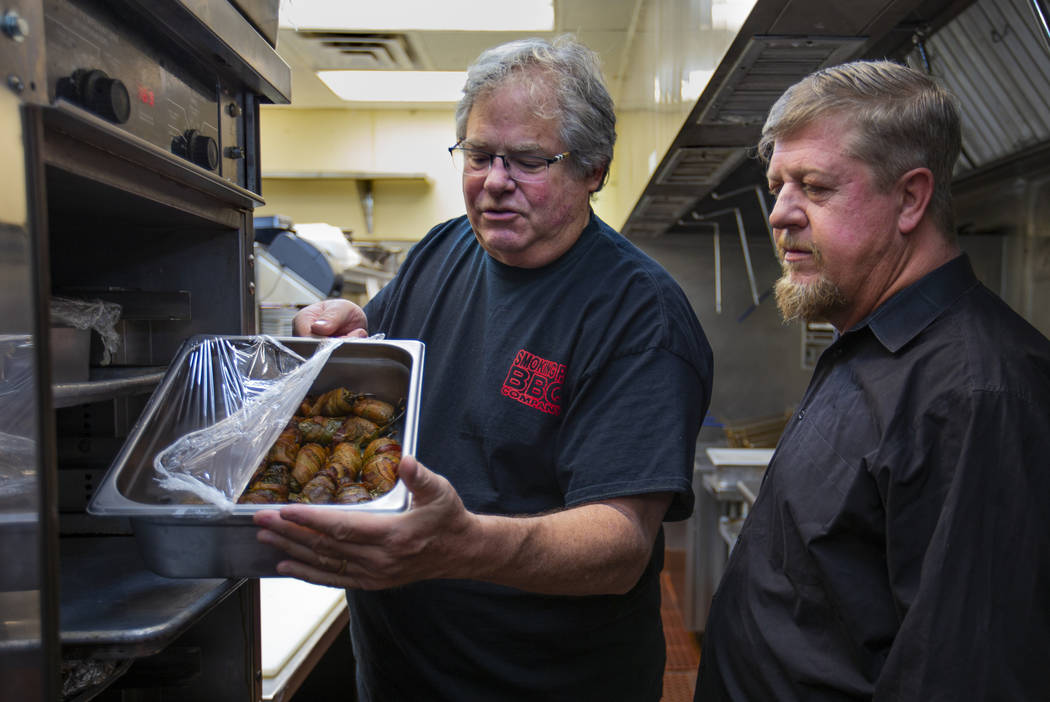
top-left (53, 366), bottom-right (166, 408)
top-left (262, 171), bottom-right (428, 182)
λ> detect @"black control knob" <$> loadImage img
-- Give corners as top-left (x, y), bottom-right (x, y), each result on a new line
top-left (56, 69), bottom-right (130, 124)
top-left (187, 130), bottom-right (218, 170)
top-left (172, 129), bottom-right (218, 171)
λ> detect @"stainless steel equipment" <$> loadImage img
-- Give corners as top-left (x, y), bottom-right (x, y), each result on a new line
top-left (1, 0), bottom-right (290, 699)
top-left (684, 448), bottom-right (773, 633)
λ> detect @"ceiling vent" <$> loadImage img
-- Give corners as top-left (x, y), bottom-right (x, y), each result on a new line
top-left (697, 35), bottom-right (866, 125)
top-left (656, 146), bottom-right (748, 186)
top-left (296, 32), bottom-right (421, 70)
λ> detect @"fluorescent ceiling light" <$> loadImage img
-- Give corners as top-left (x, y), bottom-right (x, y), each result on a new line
top-left (280, 0), bottom-right (555, 32)
top-left (318, 70), bottom-right (467, 103)
top-left (712, 0), bottom-right (757, 30)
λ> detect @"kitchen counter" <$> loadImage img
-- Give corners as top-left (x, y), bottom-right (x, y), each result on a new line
top-left (260, 579), bottom-right (349, 702)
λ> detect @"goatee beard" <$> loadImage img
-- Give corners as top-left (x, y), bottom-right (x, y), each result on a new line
top-left (773, 243), bottom-right (848, 323)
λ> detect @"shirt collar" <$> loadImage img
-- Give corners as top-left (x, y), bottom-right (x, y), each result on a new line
top-left (854, 253), bottom-right (981, 353)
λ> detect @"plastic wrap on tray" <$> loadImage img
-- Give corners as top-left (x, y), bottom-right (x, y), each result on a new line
top-left (86, 336), bottom-right (422, 576)
top-left (151, 335), bottom-right (342, 509)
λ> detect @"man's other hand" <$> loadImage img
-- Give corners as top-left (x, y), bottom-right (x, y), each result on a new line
top-left (292, 299), bottom-right (369, 338)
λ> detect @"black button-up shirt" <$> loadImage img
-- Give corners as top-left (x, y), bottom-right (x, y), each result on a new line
top-left (696, 254), bottom-right (1050, 701)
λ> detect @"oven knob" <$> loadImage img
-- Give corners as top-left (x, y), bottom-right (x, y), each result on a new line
top-left (188, 131), bottom-right (219, 170)
top-left (172, 129), bottom-right (218, 171)
top-left (57, 69), bottom-right (130, 124)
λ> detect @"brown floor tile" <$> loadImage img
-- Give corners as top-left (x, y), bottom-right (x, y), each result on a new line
top-left (661, 549), bottom-right (699, 701)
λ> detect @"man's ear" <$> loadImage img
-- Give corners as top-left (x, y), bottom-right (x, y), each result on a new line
top-left (897, 167), bottom-right (934, 235)
top-left (587, 166), bottom-right (607, 194)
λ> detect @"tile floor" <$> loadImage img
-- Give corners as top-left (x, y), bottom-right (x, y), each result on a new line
top-left (661, 549), bottom-right (701, 701)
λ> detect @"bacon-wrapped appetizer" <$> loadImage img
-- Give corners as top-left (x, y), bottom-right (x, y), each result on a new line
top-left (236, 382), bottom-right (407, 505)
top-left (360, 454), bottom-right (398, 494)
top-left (266, 425), bottom-right (302, 466)
top-left (324, 442), bottom-right (363, 482)
top-left (363, 436), bottom-right (401, 461)
top-left (305, 387), bottom-right (397, 423)
top-left (307, 387), bottom-right (360, 417)
top-left (300, 472), bottom-right (337, 504)
top-left (333, 415), bottom-right (381, 445)
top-left (291, 442), bottom-right (328, 487)
top-left (298, 416), bottom-right (345, 445)
top-left (238, 463), bottom-right (293, 504)
top-left (238, 490), bottom-right (280, 504)
top-left (359, 437), bottom-right (400, 495)
top-left (351, 395), bottom-right (397, 426)
top-left (335, 481), bottom-right (372, 504)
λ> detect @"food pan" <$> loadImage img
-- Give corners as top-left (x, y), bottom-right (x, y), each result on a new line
top-left (88, 336), bottom-right (424, 577)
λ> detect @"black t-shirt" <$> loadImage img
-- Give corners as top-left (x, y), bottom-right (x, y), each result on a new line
top-left (696, 254), bottom-right (1050, 701)
top-left (351, 213), bottom-right (712, 701)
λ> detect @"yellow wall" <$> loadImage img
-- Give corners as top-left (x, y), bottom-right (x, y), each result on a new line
top-left (600, 107), bottom-right (700, 234)
top-left (257, 0), bottom-right (752, 241)
top-left (255, 105), bottom-right (638, 239)
top-left (257, 108), bottom-right (464, 240)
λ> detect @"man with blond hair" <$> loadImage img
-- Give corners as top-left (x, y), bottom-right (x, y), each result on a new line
top-left (696, 60), bottom-right (1050, 700)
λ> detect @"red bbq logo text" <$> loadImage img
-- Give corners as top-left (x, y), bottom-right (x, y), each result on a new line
top-left (501, 349), bottom-right (565, 416)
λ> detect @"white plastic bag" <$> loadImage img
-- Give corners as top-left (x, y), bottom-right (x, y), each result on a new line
top-left (50, 296), bottom-right (122, 365)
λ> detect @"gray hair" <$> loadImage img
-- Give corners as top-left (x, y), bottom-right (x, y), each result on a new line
top-left (455, 35), bottom-right (616, 191)
top-left (758, 60), bottom-right (961, 238)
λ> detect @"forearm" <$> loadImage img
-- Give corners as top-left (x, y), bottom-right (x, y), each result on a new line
top-left (456, 494), bottom-right (671, 596)
top-left (253, 459), bottom-right (674, 596)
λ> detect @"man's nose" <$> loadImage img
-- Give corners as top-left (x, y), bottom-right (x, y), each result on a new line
top-left (483, 155), bottom-right (515, 190)
top-left (768, 186), bottom-right (805, 231)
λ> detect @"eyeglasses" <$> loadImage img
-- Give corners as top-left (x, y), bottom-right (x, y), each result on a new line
top-left (448, 143), bottom-right (570, 183)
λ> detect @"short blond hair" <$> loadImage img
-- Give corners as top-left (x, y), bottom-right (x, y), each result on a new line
top-left (759, 60), bottom-right (961, 238)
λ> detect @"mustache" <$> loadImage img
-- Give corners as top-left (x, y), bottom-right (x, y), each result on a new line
top-left (776, 235), bottom-right (822, 264)
top-left (777, 234), bottom-right (812, 253)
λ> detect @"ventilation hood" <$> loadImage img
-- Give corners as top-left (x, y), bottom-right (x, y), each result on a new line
top-left (907, 0), bottom-right (1050, 172)
top-left (622, 0), bottom-right (1050, 238)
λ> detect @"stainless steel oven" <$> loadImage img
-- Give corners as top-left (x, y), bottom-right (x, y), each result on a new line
top-left (1, 1), bottom-right (289, 699)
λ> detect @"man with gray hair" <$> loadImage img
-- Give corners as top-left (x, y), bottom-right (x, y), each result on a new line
top-left (695, 59), bottom-right (1050, 700)
top-left (256, 36), bottom-right (713, 701)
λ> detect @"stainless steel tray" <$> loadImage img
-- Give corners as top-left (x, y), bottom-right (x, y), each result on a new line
top-left (88, 336), bottom-right (424, 577)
